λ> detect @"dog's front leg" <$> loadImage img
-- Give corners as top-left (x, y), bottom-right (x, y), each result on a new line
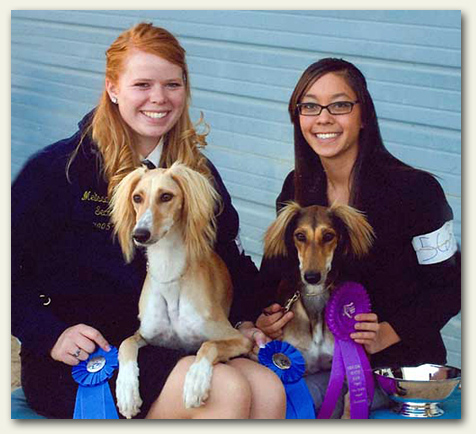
top-left (116, 332), bottom-right (147, 419)
top-left (341, 391), bottom-right (351, 419)
top-left (183, 332), bottom-right (253, 408)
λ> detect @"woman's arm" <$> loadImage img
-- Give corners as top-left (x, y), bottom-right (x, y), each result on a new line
top-left (371, 173), bottom-right (460, 353)
top-left (12, 149), bottom-right (71, 355)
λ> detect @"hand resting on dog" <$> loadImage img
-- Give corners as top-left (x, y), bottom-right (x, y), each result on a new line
top-left (235, 321), bottom-right (272, 360)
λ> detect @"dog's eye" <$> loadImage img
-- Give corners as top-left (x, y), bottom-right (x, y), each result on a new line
top-left (322, 232), bottom-right (335, 243)
top-left (160, 193), bottom-right (173, 202)
top-left (295, 232), bottom-right (306, 242)
top-left (132, 194), bottom-right (142, 204)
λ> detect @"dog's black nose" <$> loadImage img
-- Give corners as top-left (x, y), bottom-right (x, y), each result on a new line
top-left (304, 272), bottom-right (321, 285)
top-left (132, 228), bottom-right (151, 244)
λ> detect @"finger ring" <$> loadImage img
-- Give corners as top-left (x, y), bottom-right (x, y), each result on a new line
top-left (73, 349), bottom-right (81, 358)
top-left (251, 330), bottom-right (259, 340)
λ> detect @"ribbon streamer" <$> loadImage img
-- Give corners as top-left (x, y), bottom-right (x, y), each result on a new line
top-left (72, 346), bottom-right (119, 419)
top-left (259, 340), bottom-right (315, 419)
top-left (317, 282), bottom-right (374, 419)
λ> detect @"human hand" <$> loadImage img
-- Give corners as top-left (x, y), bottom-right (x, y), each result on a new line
top-left (255, 303), bottom-right (294, 340)
top-left (50, 324), bottom-right (111, 366)
top-left (236, 321), bottom-right (271, 361)
top-left (351, 314), bottom-right (400, 354)
top-left (350, 313), bottom-right (380, 353)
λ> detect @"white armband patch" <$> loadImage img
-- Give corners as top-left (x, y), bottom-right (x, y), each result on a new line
top-left (234, 232), bottom-right (244, 254)
top-left (411, 220), bottom-right (457, 265)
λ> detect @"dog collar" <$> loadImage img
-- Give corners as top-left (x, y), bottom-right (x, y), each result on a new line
top-left (283, 285), bottom-right (332, 313)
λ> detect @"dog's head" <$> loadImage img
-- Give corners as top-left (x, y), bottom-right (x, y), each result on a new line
top-left (264, 202), bottom-right (374, 293)
top-left (110, 162), bottom-right (220, 263)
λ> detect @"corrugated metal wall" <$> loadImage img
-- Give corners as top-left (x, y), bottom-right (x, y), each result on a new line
top-left (11, 10), bottom-right (461, 367)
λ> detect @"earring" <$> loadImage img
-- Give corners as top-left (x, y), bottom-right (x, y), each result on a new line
top-left (111, 96), bottom-right (118, 104)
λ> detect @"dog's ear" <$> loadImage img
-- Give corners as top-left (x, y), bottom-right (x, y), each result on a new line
top-left (264, 201), bottom-right (302, 258)
top-left (328, 204), bottom-right (375, 258)
top-left (110, 167), bottom-right (147, 263)
top-left (169, 163), bottom-right (220, 261)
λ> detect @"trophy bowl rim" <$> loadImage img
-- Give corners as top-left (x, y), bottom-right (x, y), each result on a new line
top-left (373, 363), bottom-right (461, 384)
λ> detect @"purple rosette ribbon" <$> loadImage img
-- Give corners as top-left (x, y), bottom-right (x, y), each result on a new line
top-left (72, 346), bottom-right (119, 419)
top-left (317, 282), bottom-right (375, 419)
top-left (259, 340), bottom-right (315, 419)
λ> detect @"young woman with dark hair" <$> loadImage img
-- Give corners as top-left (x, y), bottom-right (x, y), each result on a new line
top-left (256, 58), bottom-right (461, 417)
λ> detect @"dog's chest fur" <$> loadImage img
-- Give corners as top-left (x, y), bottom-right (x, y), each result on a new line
top-left (283, 290), bottom-right (335, 374)
top-left (138, 237), bottom-right (207, 352)
top-left (302, 319), bottom-right (335, 373)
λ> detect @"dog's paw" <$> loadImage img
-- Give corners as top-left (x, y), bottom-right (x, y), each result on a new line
top-left (116, 361), bottom-right (142, 419)
top-left (341, 391), bottom-right (351, 419)
top-left (183, 358), bottom-right (213, 408)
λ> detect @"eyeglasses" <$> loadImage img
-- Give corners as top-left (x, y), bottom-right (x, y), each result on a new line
top-left (296, 101), bottom-right (359, 116)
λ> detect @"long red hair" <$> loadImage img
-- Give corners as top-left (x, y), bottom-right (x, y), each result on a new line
top-left (79, 23), bottom-right (210, 196)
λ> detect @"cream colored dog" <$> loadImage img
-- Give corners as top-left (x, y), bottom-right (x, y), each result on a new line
top-left (110, 162), bottom-right (252, 418)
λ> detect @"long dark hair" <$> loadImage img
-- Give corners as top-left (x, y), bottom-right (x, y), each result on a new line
top-left (288, 58), bottom-right (410, 208)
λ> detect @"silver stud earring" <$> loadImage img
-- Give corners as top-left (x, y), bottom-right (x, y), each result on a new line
top-left (111, 96), bottom-right (118, 104)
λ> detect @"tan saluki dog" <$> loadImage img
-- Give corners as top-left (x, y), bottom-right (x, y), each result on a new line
top-left (263, 202), bottom-right (374, 376)
top-left (110, 162), bottom-right (252, 418)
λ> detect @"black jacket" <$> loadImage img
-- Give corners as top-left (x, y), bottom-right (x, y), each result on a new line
top-left (11, 112), bottom-right (259, 356)
top-left (258, 167), bottom-right (461, 367)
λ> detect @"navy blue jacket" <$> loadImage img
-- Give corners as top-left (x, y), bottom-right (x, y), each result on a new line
top-left (258, 167), bottom-right (461, 367)
top-left (12, 112), bottom-right (259, 356)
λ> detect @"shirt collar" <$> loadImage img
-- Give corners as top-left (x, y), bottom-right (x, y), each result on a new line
top-left (142, 137), bottom-right (164, 168)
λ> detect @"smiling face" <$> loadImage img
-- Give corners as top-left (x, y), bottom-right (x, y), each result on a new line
top-left (299, 72), bottom-right (362, 164)
top-left (106, 49), bottom-right (187, 155)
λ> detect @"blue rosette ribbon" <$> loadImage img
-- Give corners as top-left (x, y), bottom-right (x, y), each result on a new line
top-left (317, 282), bottom-right (375, 419)
top-left (71, 346), bottom-right (119, 419)
top-left (259, 340), bottom-right (315, 419)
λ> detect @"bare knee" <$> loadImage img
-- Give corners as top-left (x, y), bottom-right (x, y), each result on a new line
top-left (148, 356), bottom-right (252, 419)
top-left (212, 363), bottom-right (253, 417)
top-left (228, 358), bottom-right (286, 419)
top-left (170, 355), bottom-right (196, 378)
top-left (228, 358), bottom-right (285, 397)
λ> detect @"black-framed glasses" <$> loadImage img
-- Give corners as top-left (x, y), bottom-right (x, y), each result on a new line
top-left (296, 101), bottom-right (359, 116)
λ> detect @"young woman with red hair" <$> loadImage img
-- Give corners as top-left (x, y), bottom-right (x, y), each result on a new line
top-left (12, 23), bottom-right (284, 419)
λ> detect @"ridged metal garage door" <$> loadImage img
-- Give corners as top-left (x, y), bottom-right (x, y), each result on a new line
top-left (11, 10), bottom-right (461, 367)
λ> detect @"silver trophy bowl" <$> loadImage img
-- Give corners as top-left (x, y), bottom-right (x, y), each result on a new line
top-left (374, 364), bottom-right (461, 418)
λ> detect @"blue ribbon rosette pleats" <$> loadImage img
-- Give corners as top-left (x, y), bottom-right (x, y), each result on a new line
top-left (317, 282), bottom-right (374, 419)
top-left (72, 346), bottom-right (119, 419)
top-left (259, 340), bottom-right (315, 419)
